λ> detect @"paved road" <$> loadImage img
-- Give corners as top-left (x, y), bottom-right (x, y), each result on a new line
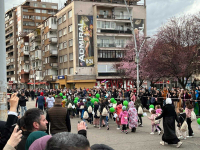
top-left (26, 100), bottom-right (200, 150)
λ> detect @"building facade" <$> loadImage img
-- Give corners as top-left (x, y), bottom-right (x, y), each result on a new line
top-left (5, 0), bottom-right (58, 89)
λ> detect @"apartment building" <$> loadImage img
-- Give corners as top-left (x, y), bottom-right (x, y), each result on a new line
top-left (5, 0), bottom-right (58, 89)
top-left (52, 0), bottom-right (146, 89)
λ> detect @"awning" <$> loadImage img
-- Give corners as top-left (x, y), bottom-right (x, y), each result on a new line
top-left (28, 82), bottom-right (47, 85)
top-left (27, 82), bottom-right (34, 85)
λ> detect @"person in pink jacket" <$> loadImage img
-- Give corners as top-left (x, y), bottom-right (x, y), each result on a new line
top-left (148, 109), bottom-right (161, 135)
top-left (115, 102), bottom-right (122, 130)
top-left (119, 106), bottom-right (129, 134)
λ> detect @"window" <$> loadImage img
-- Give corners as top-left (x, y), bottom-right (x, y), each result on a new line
top-left (34, 3), bottom-right (37, 7)
top-left (42, 4), bottom-right (46, 8)
top-left (35, 9), bottom-right (40, 13)
top-left (198, 49), bottom-right (200, 56)
top-left (63, 41), bottom-right (67, 48)
top-left (63, 14), bottom-right (66, 22)
top-left (69, 68), bottom-right (74, 75)
top-left (36, 23), bottom-right (39, 26)
top-left (68, 25), bottom-right (73, 32)
top-left (42, 10), bottom-right (47, 13)
top-left (69, 53), bottom-right (73, 60)
top-left (59, 43), bottom-right (63, 50)
top-left (63, 28), bottom-right (67, 35)
top-left (58, 18), bottom-right (62, 25)
top-left (35, 16), bottom-right (41, 20)
top-left (64, 69), bottom-right (68, 75)
top-left (60, 69), bottom-right (63, 75)
top-left (69, 39), bottom-right (73, 47)
top-left (68, 10), bottom-right (72, 18)
top-left (58, 30), bottom-right (62, 37)
top-left (51, 5), bottom-right (57, 9)
top-left (23, 9), bottom-right (28, 12)
top-left (64, 55), bottom-right (67, 62)
top-left (59, 56), bottom-right (63, 63)
top-left (42, 17), bottom-right (47, 20)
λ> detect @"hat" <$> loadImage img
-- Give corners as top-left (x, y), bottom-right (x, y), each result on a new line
top-left (122, 106), bottom-right (126, 111)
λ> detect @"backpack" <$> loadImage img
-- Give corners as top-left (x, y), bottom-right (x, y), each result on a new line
top-left (151, 97), bottom-right (156, 104)
top-left (138, 106), bottom-right (143, 115)
top-left (83, 111), bottom-right (89, 119)
top-left (68, 103), bottom-right (72, 109)
top-left (191, 111), bottom-right (196, 121)
top-left (180, 121), bottom-right (188, 132)
top-left (97, 110), bottom-right (100, 117)
top-left (102, 107), bottom-right (108, 116)
top-left (88, 106), bottom-right (92, 113)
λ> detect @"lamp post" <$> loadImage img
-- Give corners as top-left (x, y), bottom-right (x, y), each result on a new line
top-left (124, 0), bottom-right (150, 97)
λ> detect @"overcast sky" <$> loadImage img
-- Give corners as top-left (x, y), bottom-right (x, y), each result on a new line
top-left (4, 0), bottom-right (200, 36)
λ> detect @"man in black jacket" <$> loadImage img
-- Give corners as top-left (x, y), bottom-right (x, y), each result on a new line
top-left (30, 90), bottom-right (35, 101)
top-left (19, 92), bottom-right (28, 117)
top-left (0, 93), bottom-right (19, 150)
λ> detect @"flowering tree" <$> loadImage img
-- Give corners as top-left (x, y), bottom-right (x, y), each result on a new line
top-left (145, 14), bottom-right (200, 89)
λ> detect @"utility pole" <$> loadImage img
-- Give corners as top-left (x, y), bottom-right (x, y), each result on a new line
top-left (0, 0), bottom-right (8, 121)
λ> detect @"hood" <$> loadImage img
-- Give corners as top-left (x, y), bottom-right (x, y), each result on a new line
top-left (122, 111), bottom-right (128, 115)
top-left (128, 101), bottom-right (135, 108)
top-left (117, 104), bottom-right (122, 109)
top-left (40, 92), bottom-right (44, 96)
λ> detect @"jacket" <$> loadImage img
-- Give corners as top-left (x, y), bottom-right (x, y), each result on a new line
top-left (86, 101), bottom-right (93, 108)
top-left (3, 144), bottom-right (15, 150)
top-left (119, 111), bottom-right (129, 125)
top-left (148, 114), bottom-right (158, 125)
top-left (178, 113), bottom-right (186, 125)
top-left (46, 104), bottom-right (71, 134)
top-left (19, 96), bottom-right (28, 107)
top-left (16, 131), bottom-right (31, 150)
top-left (36, 96), bottom-right (45, 107)
top-left (116, 104), bottom-right (122, 116)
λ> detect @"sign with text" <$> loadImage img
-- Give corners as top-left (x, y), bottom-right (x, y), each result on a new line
top-left (78, 15), bottom-right (94, 67)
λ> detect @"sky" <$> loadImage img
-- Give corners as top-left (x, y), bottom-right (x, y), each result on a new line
top-left (4, 0), bottom-right (200, 36)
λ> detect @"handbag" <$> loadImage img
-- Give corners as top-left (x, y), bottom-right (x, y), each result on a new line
top-left (154, 115), bottom-right (160, 125)
top-left (191, 111), bottom-right (196, 121)
top-left (97, 110), bottom-right (100, 117)
top-left (180, 121), bottom-right (188, 132)
top-left (138, 106), bottom-right (143, 115)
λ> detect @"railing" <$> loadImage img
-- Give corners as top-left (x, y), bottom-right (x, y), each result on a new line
top-left (51, 63), bottom-right (58, 68)
top-left (50, 49), bottom-right (58, 55)
top-left (35, 45), bottom-right (41, 50)
top-left (99, 29), bottom-right (132, 34)
top-left (97, 14), bottom-right (130, 20)
top-left (24, 51), bottom-right (29, 55)
top-left (49, 37), bottom-right (57, 43)
top-left (97, 42), bottom-right (126, 48)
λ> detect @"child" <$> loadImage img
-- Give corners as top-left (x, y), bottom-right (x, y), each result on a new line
top-left (115, 101), bottom-right (122, 130)
top-left (119, 106), bottom-right (129, 134)
top-left (185, 101), bottom-right (194, 137)
top-left (155, 105), bottom-right (162, 132)
top-left (148, 109), bottom-right (161, 135)
top-left (93, 101), bottom-right (100, 127)
top-left (177, 108), bottom-right (187, 140)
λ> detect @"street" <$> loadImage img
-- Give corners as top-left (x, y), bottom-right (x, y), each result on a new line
top-left (26, 100), bottom-right (200, 150)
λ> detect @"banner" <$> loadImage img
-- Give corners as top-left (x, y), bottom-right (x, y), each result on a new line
top-left (78, 15), bottom-right (94, 67)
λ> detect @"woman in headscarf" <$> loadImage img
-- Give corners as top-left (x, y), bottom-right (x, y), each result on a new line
top-left (155, 98), bottom-right (182, 148)
top-left (128, 101), bottom-right (138, 132)
top-left (29, 135), bottom-right (52, 150)
top-left (25, 131), bottom-right (48, 150)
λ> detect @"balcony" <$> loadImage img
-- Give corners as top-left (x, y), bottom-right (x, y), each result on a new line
top-left (50, 63), bottom-right (58, 68)
top-left (50, 49), bottom-right (58, 56)
top-left (24, 69), bottom-right (30, 73)
top-left (97, 42), bottom-right (126, 48)
top-left (35, 45), bottom-right (41, 50)
top-left (99, 29), bottom-right (132, 34)
top-left (24, 51), bottom-right (29, 55)
top-left (36, 76), bottom-right (43, 81)
top-left (49, 37), bottom-right (57, 43)
top-left (44, 75), bottom-right (57, 81)
top-left (25, 60), bottom-right (29, 64)
top-left (98, 58), bottom-right (121, 62)
top-left (97, 14), bottom-right (130, 20)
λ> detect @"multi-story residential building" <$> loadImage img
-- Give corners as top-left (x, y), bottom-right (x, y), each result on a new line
top-left (5, 0), bottom-right (58, 89)
top-left (52, 0), bottom-right (146, 89)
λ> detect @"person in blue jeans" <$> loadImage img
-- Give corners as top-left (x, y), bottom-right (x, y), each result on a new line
top-left (19, 92), bottom-right (28, 117)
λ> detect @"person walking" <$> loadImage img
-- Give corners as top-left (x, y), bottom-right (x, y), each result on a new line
top-left (30, 90), bottom-right (35, 101)
top-left (155, 98), bottom-right (182, 148)
top-left (185, 101), bottom-right (194, 137)
top-left (19, 92), bottom-right (28, 117)
top-left (36, 92), bottom-right (46, 111)
top-left (46, 95), bottom-right (55, 111)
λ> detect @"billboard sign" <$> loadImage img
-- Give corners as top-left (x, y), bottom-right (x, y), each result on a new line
top-left (78, 15), bottom-right (94, 67)
top-left (17, 6), bottom-right (22, 35)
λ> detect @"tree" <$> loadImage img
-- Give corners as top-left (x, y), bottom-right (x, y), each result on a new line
top-left (145, 14), bottom-right (200, 89)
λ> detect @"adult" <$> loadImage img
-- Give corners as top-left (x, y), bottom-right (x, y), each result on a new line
top-left (155, 98), bottom-right (182, 148)
top-left (36, 92), bottom-right (46, 111)
top-left (185, 101), bottom-right (194, 137)
top-left (46, 96), bottom-right (71, 135)
top-left (0, 93), bottom-right (19, 150)
top-left (46, 95), bottom-right (55, 111)
top-left (99, 99), bottom-right (109, 130)
top-left (30, 90), bottom-right (35, 101)
top-left (19, 92), bottom-right (28, 117)
top-left (16, 108), bottom-right (48, 150)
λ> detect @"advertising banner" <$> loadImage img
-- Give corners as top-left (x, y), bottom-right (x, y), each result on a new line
top-left (78, 15), bottom-right (94, 67)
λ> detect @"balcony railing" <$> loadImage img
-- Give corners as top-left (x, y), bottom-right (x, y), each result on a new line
top-left (35, 45), bottom-right (41, 50)
top-left (50, 49), bottom-right (58, 55)
top-left (51, 63), bottom-right (58, 68)
top-left (24, 51), bottom-right (29, 55)
top-left (99, 29), bottom-right (132, 34)
top-left (97, 42), bottom-right (126, 48)
top-left (97, 14), bottom-right (130, 20)
top-left (49, 37), bottom-right (57, 43)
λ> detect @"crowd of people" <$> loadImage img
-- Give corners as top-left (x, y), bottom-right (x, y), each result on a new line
top-left (1, 86), bottom-right (200, 149)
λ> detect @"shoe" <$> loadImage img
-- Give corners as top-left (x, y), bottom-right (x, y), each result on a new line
top-left (178, 136), bottom-right (183, 139)
top-left (86, 126), bottom-right (88, 129)
top-left (150, 132), bottom-right (154, 135)
top-left (102, 125), bottom-right (105, 127)
top-left (121, 130), bottom-right (124, 133)
top-left (132, 127), bottom-right (136, 132)
top-left (158, 131), bottom-right (161, 135)
top-left (192, 133), bottom-right (194, 136)
top-left (160, 141), bottom-right (165, 146)
top-left (138, 124), bottom-right (143, 127)
top-left (125, 131), bottom-right (128, 134)
top-left (177, 142), bottom-right (183, 148)
top-left (186, 136), bottom-right (193, 138)
top-left (107, 126), bottom-right (109, 130)
top-left (117, 128), bottom-right (120, 130)
top-left (94, 125), bottom-right (96, 127)
top-left (99, 127), bottom-right (101, 129)
top-left (183, 137), bottom-right (186, 140)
